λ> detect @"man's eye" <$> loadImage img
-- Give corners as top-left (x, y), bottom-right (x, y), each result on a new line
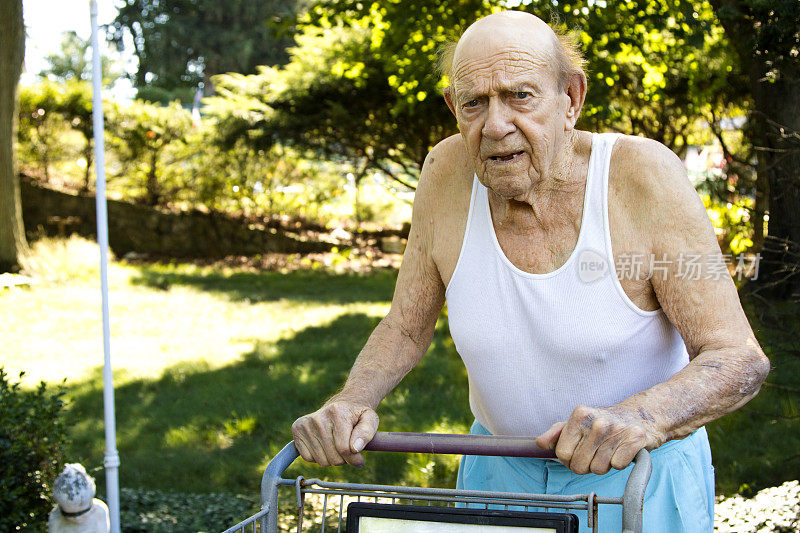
top-left (515, 91), bottom-right (531, 99)
top-left (463, 99), bottom-right (480, 108)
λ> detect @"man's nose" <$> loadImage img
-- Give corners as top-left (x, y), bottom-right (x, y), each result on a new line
top-left (482, 98), bottom-right (515, 140)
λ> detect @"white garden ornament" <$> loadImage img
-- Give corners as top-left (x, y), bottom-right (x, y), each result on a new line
top-left (48, 464), bottom-right (110, 533)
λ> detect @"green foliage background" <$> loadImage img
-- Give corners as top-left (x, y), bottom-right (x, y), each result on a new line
top-left (17, 0), bottom-right (768, 249)
top-left (0, 369), bottom-right (67, 532)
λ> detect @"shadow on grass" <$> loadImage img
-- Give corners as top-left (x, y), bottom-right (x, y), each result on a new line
top-left (129, 265), bottom-right (398, 304)
top-left (65, 311), bottom-right (471, 497)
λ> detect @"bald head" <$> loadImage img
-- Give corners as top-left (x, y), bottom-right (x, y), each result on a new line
top-left (455, 12), bottom-right (557, 72)
top-left (439, 11), bottom-right (585, 91)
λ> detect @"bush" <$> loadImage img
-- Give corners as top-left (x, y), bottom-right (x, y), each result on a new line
top-left (17, 82), bottom-right (71, 181)
top-left (0, 368), bottom-right (67, 531)
top-left (105, 100), bottom-right (193, 206)
top-left (119, 488), bottom-right (257, 533)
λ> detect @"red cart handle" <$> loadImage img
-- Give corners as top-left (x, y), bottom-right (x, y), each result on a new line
top-left (364, 432), bottom-right (558, 459)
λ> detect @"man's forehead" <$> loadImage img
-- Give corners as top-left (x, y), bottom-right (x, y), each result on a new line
top-left (451, 12), bottom-right (558, 88)
top-left (452, 48), bottom-right (551, 87)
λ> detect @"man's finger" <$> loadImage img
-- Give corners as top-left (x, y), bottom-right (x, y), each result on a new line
top-left (610, 430), bottom-right (647, 470)
top-left (299, 428), bottom-right (331, 466)
top-left (350, 408), bottom-right (379, 454)
top-left (570, 415), bottom-right (617, 475)
top-left (589, 433), bottom-right (624, 475)
top-left (554, 419), bottom-right (585, 468)
top-left (535, 421), bottom-right (566, 450)
top-left (293, 421), bottom-right (326, 465)
top-left (294, 437), bottom-right (315, 464)
top-left (555, 405), bottom-right (603, 470)
top-left (311, 432), bottom-right (343, 467)
top-left (330, 415), bottom-right (356, 465)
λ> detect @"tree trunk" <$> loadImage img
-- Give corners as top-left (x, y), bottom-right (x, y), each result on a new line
top-left (40, 124), bottom-right (50, 181)
top-left (0, 0), bottom-right (29, 273)
top-left (82, 134), bottom-right (93, 192)
top-left (751, 76), bottom-right (800, 298)
top-left (711, 0), bottom-right (800, 299)
top-left (354, 176), bottom-right (361, 227)
top-left (749, 142), bottom-right (769, 254)
top-left (146, 150), bottom-right (159, 205)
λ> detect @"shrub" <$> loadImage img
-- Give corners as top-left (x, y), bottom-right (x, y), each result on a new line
top-left (105, 100), bottom-right (192, 206)
top-left (0, 368), bottom-right (67, 532)
top-left (17, 82), bottom-right (71, 182)
top-left (119, 488), bottom-right (257, 532)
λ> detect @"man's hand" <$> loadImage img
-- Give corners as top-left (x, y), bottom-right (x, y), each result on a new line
top-left (291, 401), bottom-right (379, 467)
top-left (535, 405), bottom-right (663, 475)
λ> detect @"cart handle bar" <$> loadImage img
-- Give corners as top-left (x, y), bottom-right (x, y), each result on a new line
top-left (261, 434), bottom-right (652, 533)
top-left (365, 432), bottom-right (558, 458)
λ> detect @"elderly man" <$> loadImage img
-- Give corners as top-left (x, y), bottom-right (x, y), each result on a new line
top-left (292, 10), bottom-right (770, 532)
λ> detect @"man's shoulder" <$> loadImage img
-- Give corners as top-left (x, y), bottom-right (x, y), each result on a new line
top-left (608, 134), bottom-right (711, 246)
top-left (416, 134), bottom-right (473, 207)
top-left (610, 134), bottom-right (686, 194)
top-left (609, 134), bottom-right (698, 216)
top-left (415, 135), bottom-right (474, 283)
top-left (423, 134), bottom-right (472, 183)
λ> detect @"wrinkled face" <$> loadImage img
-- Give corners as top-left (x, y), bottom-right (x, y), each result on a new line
top-left (447, 39), bottom-right (572, 199)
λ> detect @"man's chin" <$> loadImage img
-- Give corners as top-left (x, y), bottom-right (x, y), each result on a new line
top-left (479, 171), bottom-right (531, 199)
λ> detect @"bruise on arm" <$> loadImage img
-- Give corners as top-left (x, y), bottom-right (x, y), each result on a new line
top-left (330, 148), bottom-right (447, 410)
top-left (612, 138), bottom-right (770, 445)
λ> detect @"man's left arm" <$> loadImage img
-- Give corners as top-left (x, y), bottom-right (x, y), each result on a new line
top-left (536, 138), bottom-right (771, 475)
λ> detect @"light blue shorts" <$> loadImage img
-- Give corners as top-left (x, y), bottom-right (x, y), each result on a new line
top-left (456, 420), bottom-right (715, 533)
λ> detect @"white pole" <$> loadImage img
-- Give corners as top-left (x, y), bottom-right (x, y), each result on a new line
top-left (89, 2), bottom-right (121, 531)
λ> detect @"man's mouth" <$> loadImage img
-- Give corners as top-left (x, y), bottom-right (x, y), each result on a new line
top-left (489, 151), bottom-right (524, 162)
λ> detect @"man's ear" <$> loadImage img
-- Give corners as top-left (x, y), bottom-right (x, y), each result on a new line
top-left (564, 71), bottom-right (587, 130)
top-left (444, 86), bottom-right (458, 119)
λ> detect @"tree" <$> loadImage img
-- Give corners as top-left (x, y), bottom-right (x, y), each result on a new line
top-left (17, 82), bottom-right (97, 190)
top-left (208, 0), bottom-right (731, 191)
top-left (207, 1), bottom-right (493, 190)
top-left (107, 0), bottom-right (304, 101)
top-left (39, 30), bottom-right (120, 88)
top-left (17, 82), bottom-right (69, 182)
top-left (710, 0), bottom-right (800, 299)
top-left (106, 100), bottom-right (192, 206)
top-left (59, 82), bottom-right (96, 191)
top-left (41, 31), bottom-right (88, 83)
top-left (568, 0), bottom-right (734, 155)
top-left (0, 0), bottom-right (29, 273)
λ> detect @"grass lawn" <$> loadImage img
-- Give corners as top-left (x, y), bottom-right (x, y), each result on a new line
top-left (2, 236), bottom-right (798, 505)
top-left (1, 237), bottom-right (470, 499)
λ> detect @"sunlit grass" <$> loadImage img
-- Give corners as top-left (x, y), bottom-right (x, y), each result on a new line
top-left (2, 238), bottom-right (392, 388)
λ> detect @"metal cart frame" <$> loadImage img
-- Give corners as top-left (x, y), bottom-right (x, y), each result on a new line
top-left (223, 432), bottom-right (652, 533)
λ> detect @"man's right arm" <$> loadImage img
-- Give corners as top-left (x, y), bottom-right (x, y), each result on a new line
top-left (291, 148), bottom-right (447, 468)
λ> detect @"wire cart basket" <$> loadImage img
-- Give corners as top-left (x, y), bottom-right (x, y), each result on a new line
top-left (222, 432), bottom-right (652, 533)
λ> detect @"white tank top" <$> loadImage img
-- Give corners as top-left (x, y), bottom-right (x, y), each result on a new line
top-left (445, 132), bottom-right (690, 437)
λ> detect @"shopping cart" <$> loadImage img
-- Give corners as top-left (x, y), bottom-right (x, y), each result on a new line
top-left (222, 432), bottom-right (652, 533)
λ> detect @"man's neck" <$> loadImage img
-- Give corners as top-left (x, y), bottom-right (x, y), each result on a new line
top-left (490, 129), bottom-right (592, 234)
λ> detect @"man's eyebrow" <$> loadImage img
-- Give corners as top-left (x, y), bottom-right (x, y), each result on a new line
top-left (507, 81), bottom-right (542, 93)
top-left (452, 85), bottom-right (483, 103)
top-left (457, 91), bottom-right (480, 103)
top-left (456, 81), bottom-right (542, 102)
